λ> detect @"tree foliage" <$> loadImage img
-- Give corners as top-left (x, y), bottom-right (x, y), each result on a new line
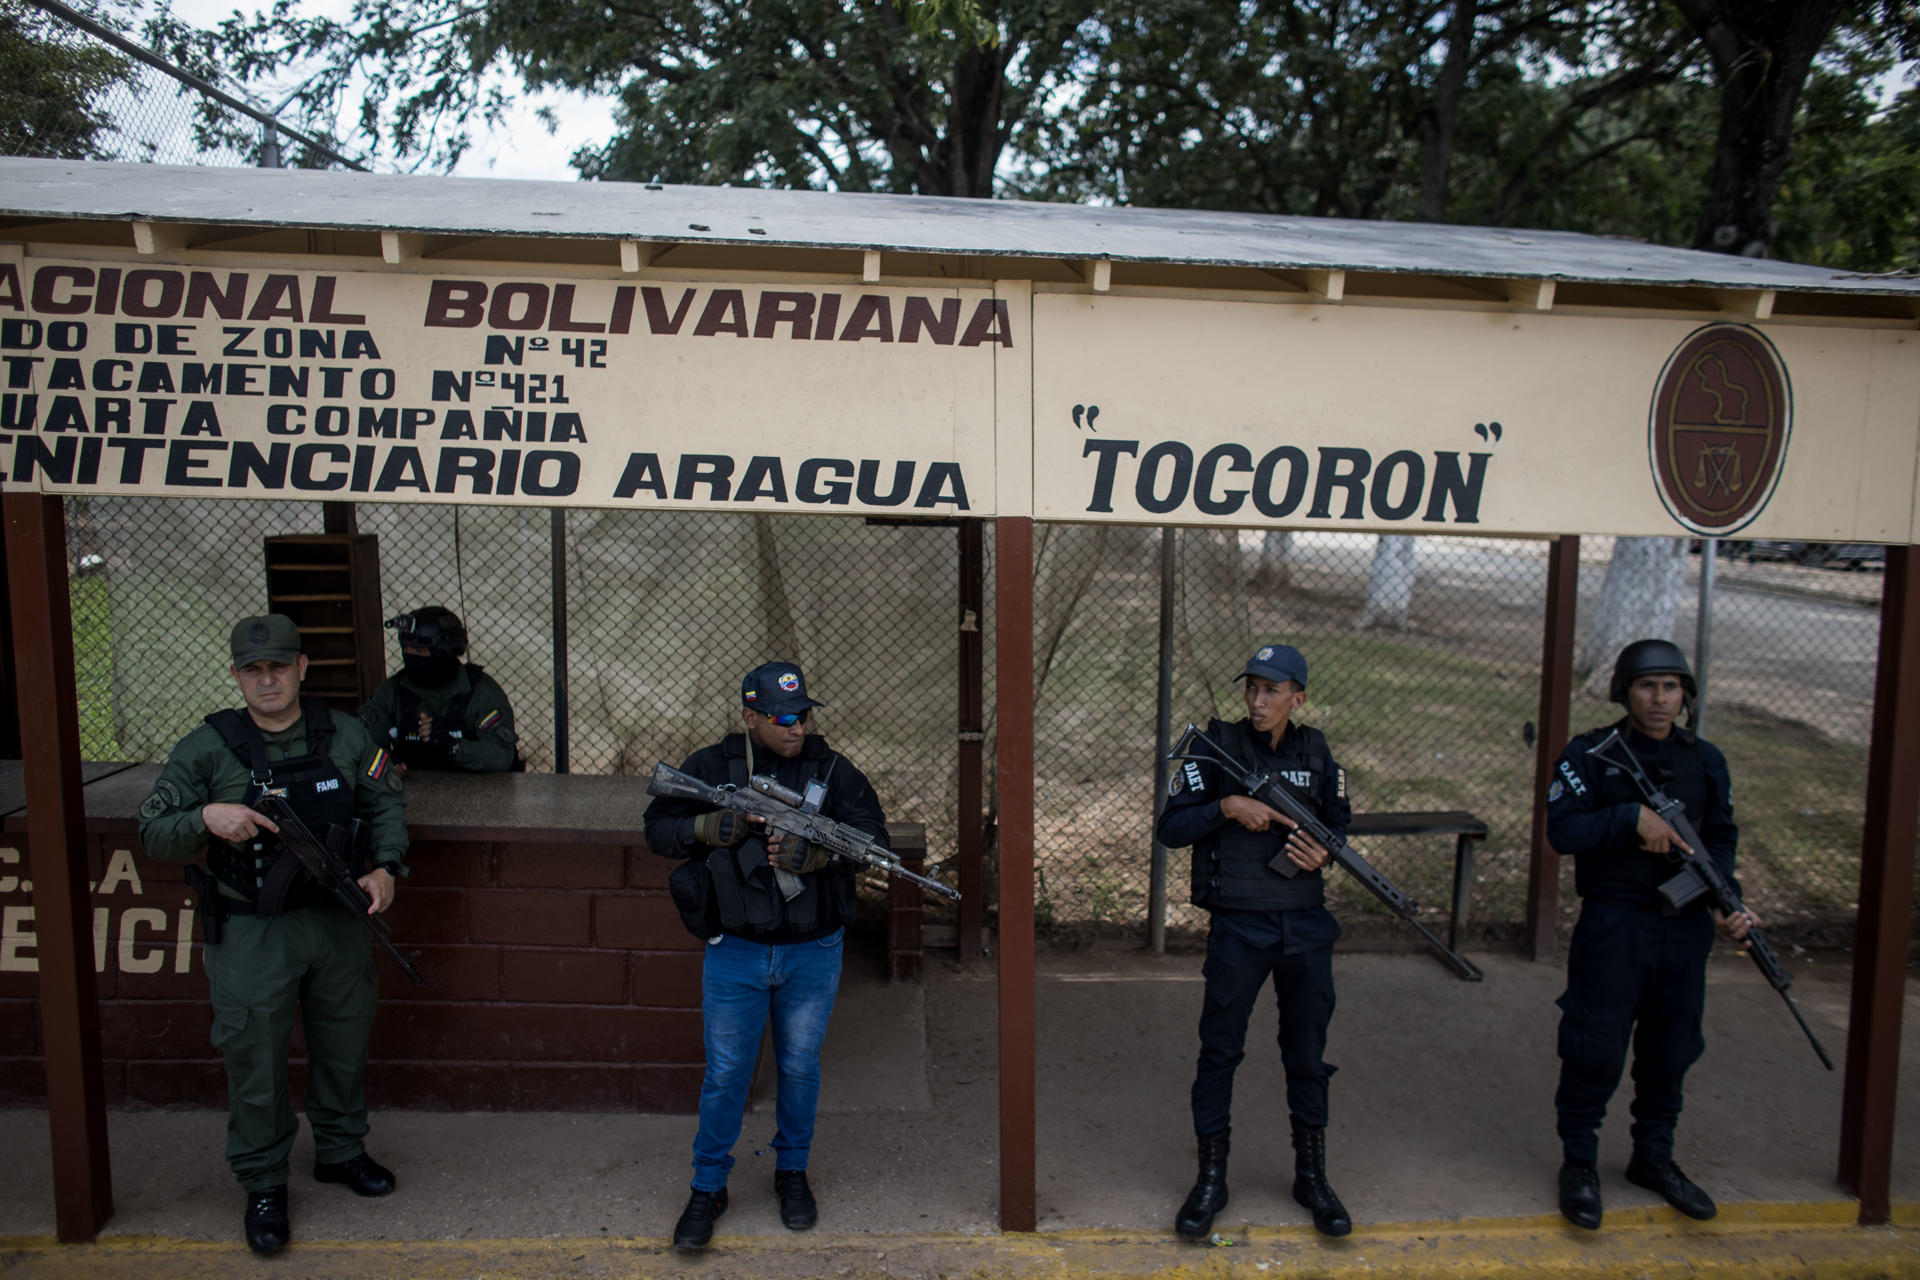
top-left (152, 0), bottom-right (1096, 194)
top-left (0, 2), bottom-right (136, 161)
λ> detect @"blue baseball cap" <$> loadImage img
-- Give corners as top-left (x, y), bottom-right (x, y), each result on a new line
top-left (741, 661), bottom-right (824, 716)
top-left (1235, 644), bottom-right (1308, 690)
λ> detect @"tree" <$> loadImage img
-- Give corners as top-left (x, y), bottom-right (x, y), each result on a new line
top-left (151, 0), bottom-right (1096, 194)
top-left (0, 2), bottom-right (136, 161)
top-left (1575, 0), bottom-right (1919, 688)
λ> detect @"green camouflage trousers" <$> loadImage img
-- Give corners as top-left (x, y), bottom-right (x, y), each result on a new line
top-left (204, 903), bottom-right (378, 1190)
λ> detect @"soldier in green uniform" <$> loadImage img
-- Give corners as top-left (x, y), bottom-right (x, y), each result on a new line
top-left (137, 614), bottom-right (409, 1256)
top-left (358, 605), bottom-right (523, 772)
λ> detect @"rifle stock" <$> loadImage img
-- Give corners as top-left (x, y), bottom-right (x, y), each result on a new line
top-left (1170, 724), bottom-right (1482, 981)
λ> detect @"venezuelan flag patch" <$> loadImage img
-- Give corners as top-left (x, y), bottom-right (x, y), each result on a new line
top-left (477, 709), bottom-right (502, 732)
top-left (366, 747), bottom-right (390, 781)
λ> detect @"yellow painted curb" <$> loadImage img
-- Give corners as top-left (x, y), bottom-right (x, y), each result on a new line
top-left (3, 1204), bottom-right (1919, 1279)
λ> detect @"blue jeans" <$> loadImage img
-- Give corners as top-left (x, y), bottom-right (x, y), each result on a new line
top-left (691, 929), bottom-right (844, 1190)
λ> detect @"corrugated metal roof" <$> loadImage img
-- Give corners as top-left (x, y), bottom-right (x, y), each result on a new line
top-left (2, 156), bottom-right (1918, 297)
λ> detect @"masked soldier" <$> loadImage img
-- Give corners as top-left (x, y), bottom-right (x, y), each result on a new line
top-left (642, 661), bottom-right (888, 1251)
top-left (358, 605), bottom-right (523, 772)
top-left (136, 615), bottom-right (408, 1255)
top-left (1156, 644), bottom-right (1352, 1241)
top-left (1548, 639), bottom-right (1755, 1230)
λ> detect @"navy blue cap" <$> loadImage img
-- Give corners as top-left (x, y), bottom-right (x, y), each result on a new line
top-left (1234, 644), bottom-right (1308, 690)
top-left (741, 661), bottom-right (824, 715)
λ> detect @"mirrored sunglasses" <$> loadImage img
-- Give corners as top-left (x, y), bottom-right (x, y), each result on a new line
top-left (762, 710), bottom-right (809, 727)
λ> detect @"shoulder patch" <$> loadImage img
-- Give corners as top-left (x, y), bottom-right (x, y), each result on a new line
top-left (1547, 779), bottom-right (1564, 803)
top-left (367, 747), bottom-right (391, 782)
top-left (137, 779), bottom-right (182, 821)
top-left (1335, 766), bottom-right (1346, 800)
top-left (477, 709), bottom-right (503, 732)
top-left (1555, 759), bottom-right (1588, 797)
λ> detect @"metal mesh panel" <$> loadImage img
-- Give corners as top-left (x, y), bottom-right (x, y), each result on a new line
top-left (2, 1), bottom-right (260, 167)
top-left (61, 498), bottom-right (1887, 942)
top-left (1026, 529), bottom-right (1886, 944)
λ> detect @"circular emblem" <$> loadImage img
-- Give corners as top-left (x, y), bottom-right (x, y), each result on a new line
top-left (777, 672), bottom-right (800, 692)
top-left (1256, 647), bottom-right (1273, 661)
top-left (248, 621), bottom-right (271, 644)
top-left (1648, 323), bottom-right (1792, 536)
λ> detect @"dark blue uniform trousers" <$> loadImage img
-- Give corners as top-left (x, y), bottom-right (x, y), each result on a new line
top-left (1192, 922), bottom-right (1336, 1138)
top-left (1554, 897), bottom-right (1712, 1165)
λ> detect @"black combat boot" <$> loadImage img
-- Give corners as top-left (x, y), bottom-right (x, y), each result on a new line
top-left (1626, 1156), bottom-right (1715, 1220)
top-left (1291, 1122), bottom-right (1352, 1237)
top-left (1174, 1131), bottom-right (1230, 1240)
top-left (242, 1184), bottom-right (290, 1256)
top-left (1558, 1158), bottom-right (1602, 1229)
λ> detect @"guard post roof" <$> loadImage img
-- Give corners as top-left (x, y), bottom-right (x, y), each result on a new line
top-left (2, 157), bottom-right (1917, 322)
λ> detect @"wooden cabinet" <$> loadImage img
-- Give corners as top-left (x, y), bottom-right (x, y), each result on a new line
top-left (263, 534), bottom-right (385, 711)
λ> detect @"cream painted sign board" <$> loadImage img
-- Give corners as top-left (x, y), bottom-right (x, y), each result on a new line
top-left (0, 259), bottom-right (1003, 515)
top-left (1031, 294), bottom-right (1920, 541)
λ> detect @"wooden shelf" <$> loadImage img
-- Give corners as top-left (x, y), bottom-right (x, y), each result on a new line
top-left (265, 532), bottom-right (384, 714)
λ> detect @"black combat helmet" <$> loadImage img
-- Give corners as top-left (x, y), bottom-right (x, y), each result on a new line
top-left (386, 605), bottom-right (468, 658)
top-left (1609, 638), bottom-right (1696, 705)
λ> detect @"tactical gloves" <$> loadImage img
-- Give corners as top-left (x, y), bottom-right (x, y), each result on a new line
top-left (772, 836), bottom-right (832, 875)
top-left (692, 810), bottom-right (747, 847)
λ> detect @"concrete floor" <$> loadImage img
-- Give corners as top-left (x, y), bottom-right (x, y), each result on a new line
top-left (1, 939), bottom-right (1916, 1276)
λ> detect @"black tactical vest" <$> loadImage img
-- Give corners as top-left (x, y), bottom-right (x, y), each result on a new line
top-left (1190, 718), bottom-right (1333, 912)
top-left (203, 699), bottom-right (361, 915)
top-left (1574, 721), bottom-right (1712, 905)
top-left (702, 734), bottom-right (857, 938)
top-left (390, 664), bottom-right (525, 771)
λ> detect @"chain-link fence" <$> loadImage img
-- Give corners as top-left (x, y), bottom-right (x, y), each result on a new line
top-left (65, 499), bottom-right (1890, 945)
top-left (2, 0), bottom-right (353, 169)
top-left (1024, 529), bottom-right (1887, 946)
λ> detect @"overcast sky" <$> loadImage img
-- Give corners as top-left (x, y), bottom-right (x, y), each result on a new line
top-left (149, 0), bottom-right (614, 182)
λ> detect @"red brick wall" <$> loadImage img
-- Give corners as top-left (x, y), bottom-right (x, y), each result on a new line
top-left (0, 823), bottom-right (707, 1112)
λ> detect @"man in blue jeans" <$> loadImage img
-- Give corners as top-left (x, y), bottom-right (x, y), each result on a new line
top-left (642, 661), bottom-right (890, 1251)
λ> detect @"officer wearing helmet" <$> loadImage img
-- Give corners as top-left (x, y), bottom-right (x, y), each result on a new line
top-left (358, 606), bottom-right (523, 772)
top-left (1546, 638), bottom-right (1757, 1231)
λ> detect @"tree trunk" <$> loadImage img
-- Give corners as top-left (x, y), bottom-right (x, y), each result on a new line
top-left (1360, 535), bottom-right (1417, 629)
top-left (1254, 530), bottom-right (1294, 590)
top-left (1416, 0), bottom-right (1479, 222)
top-left (751, 514), bottom-right (799, 658)
top-left (1578, 536), bottom-right (1688, 696)
top-left (1670, 0), bottom-right (1845, 256)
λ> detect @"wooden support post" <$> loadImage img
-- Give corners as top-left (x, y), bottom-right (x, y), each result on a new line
top-left (321, 502), bottom-right (357, 535)
top-left (994, 515), bottom-right (1036, 1233)
top-left (1526, 535), bottom-right (1578, 961)
top-left (957, 518), bottom-right (985, 962)
top-left (1838, 544), bottom-right (1920, 1224)
top-left (4, 492), bottom-right (113, 1240)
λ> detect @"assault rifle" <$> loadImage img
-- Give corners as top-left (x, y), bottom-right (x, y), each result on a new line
top-left (1586, 729), bottom-right (1833, 1070)
top-left (251, 793), bottom-right (426, 988)
top-left (1169, 724), bottom-right (1482, 981)
top-left (647, 763), bottom-right (961, 902)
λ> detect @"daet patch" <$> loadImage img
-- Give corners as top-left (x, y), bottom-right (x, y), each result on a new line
top-left (1648, 323), bottom-right (1792, 536)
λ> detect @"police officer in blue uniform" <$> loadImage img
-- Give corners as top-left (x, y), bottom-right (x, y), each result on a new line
top-left (1548, 639), bottom-right (1756, 1230)
top-left (1156, 644), bottom-right (1353, 1240)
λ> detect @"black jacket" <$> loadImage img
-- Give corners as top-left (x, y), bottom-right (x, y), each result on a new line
top-left (643, 732), bottom-right (888, 942)
top-left (1157, 717), bottom-right (1351, 912)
